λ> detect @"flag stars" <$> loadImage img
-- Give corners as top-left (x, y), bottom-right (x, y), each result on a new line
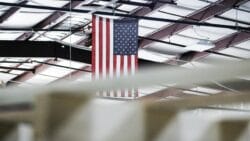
top-left (113, 19), bottom-right (138, 55)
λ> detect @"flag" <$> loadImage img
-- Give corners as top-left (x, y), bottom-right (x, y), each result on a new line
top-left (92, 15), bottom-right (138, 98)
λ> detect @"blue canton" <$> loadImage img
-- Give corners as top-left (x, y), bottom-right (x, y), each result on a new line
top-left (113, 19), bottom-right (138, 55)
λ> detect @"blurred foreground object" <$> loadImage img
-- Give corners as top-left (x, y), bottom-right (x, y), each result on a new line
top-left (1, 91), bottom-right (250, 141)
top-left (0, 60), bottom-right (250, 141)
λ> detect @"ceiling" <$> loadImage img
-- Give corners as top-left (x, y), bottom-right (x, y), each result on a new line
top-left (0, 0), bottom-right (249, 100)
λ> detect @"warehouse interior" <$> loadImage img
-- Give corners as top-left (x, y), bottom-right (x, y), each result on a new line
top-left (0, 0), bottom-right (250, 141)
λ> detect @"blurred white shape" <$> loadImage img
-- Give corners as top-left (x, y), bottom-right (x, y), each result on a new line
top-left (186, 39), bottom-right (215, 52)
top-left (19, 123), bottom-right (33, 141)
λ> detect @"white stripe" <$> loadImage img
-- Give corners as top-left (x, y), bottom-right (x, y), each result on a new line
top-left (124, 56), bottom-right (128, 97)
top-left (131, 55), bottom-right (135, 75)
top-left (102, 91), bottom-right (107, 97)
top-left (95, 17), bottom-right (99, 79)
top-left (102, 18), bottom-right (106, 80)
top-left (124, 56), bottom-right (128, 76)
top-left (132, 88), bottom-right (135, 98)
top-left (116, 56), bottom-right (121, 97)
top-left (102, 19), bottom-right (107, 96)
top-left (96, 91), bottom-right (100, 96)
top-left (116, 56), bottom-right (121, 78)
top-left (109, 20), bottom-right (114, 97)
top-left (109, 20), bottom-right (114, 78)
top-left (131, 55), bottom-right (136, 97)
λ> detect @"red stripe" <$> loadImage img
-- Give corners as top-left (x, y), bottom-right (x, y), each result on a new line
top-left (135, 55), bottom-right (138, 71)
top-left (135, 90), bottom-right (139, 98)
top-left (128, 56), bottom-right (131, 74)
top-left (113, 56), bottom-right (117, 73)
top-left (99, 17), bottom-right (103, 79)
top-left (106, 19), bottom-right (110, 76)
top-left (114, 91), bottom-right (117, 97)
top-left (128, 90), bottom-right (131, 97)
top-left (113, 56), bottom-right (117, 97)
top-left (121, 91), bottom-right (125, 97)
top-left (120, 56), bottom-right (124, 75)
top-left (91, 15), bottom-right (96, 79)
top-left (120, 56), bottom-right (124, 97)
top-left (128, 56), bottom-right (132, 97)
top-left (135, 55), bottom-right (139, 97)
top-left (106, 19), bottom-right (110, 96)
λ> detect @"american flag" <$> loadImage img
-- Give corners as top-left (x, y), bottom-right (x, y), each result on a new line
top-left (92, 15), bottom-right (138, 98)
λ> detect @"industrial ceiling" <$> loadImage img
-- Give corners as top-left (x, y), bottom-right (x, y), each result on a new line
top-left (0, 0), bottom-right (249, 100)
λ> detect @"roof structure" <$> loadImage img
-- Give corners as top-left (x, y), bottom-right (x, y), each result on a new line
top-left (0, 0), bottom-right (249, 100)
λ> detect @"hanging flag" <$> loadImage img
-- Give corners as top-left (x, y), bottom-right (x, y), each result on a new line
top-left (92, 15), bottom-right (138, 98)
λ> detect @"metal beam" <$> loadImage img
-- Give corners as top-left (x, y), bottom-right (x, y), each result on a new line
top-left (55, 0), bottom-right (176, 8)
top-left (138, 88), bottom-right (197, 100)
top-left (0, 1), bottom-right (27, 23)
top-left (31, 19), bottom-right (69, 41)
top-left (0, 40), bottom-right (92, 63)
top-left (130, 0), bottom-right (173, 16)
top-left (179, 31), bottom-right (250, 62)
top-left (5, 59), bottom-right (31, 74)
top-left (0, 1), bottom-right (247, 32)
top-left (0, 104), bottom-right (32, 112)
top-left (6, 59), bottom-right (55, 86)
top-left (1, 28), bottom-right (245, 60)
top-left (31, 60), bottom-right (91, 71)
top-left (51, 66), bottom-right (91, 83)
top-left (16, 1), bottom-right (83, 40)
top-left (0, 66), bottom-right (34, 72)
top-left (212, 32), bottom-right (250, 51)
top-left (98, 0), bottom-right (153, 8)
top-left (139, 0), bottom-right (248, 48)
top-left (76, 0), bottom-right (170, 46)
top-left (0, 40), bottom-right (165, 68)
top-left (215, 15), bottom-right (250, 26)
top-left (202, 79), bottom-right (250, 92)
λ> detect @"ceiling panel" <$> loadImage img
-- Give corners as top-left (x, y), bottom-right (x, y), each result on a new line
top-left (181, 61), bottom-right (212, 69)
top-left (40, 67), bottom-right (73, 78)
top-left (75, 73), bottom-right (91, 82)
top-left (63, 34), bottom-right (84, 44)
top-left (147, 42), bottom-right (187, 55)
top-left (24, 74), bottom-right (57, 85)
top-left (221, 9), bottom-right (250, 23)
top-left (0, 72), bottom-right (17, 83)
top-left (169, 35), bottom-right (200, 46)
top-left (160, 4), bottom-right (194, 16)
top-left (138, 26), bottom-right (155, 36)
top-left (180, 26), bottom-right (236, 41)
top-left (0, 32), bottom-right (24, 40)
top-left (191, 86), bottom-right (221, 94)
top-left (240, 1), bottom-right (250, 11)
top-left (219, 47), bottom-right (250, 59)
top-left (198, 54), bottom-right (241, 64)
top-left (0, 10), bottom-right (54, 28)
top-left (138, 49), bottom-right (175, 63)
top-left (176, 0), bottom-right (211, 10)
top-left (117, 4), bottom-right (138, 12)
top-left (234, 40), bottom-right (250, 50)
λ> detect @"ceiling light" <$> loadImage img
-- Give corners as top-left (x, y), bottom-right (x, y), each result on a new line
top-left (186, 39), bottom-right (215, 52)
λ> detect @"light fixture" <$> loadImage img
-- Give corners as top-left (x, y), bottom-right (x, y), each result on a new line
top-left (138, 49), bottom-right (173, 63)
top-left (186, 39), bottom-right (215, 52)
